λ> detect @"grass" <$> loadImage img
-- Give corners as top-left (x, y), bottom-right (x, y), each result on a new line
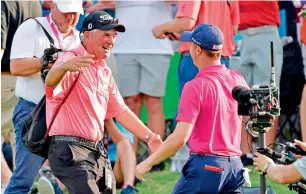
top-left (126, 165), bottom-right (295, 194)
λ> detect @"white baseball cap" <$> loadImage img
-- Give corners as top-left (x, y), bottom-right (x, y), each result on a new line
top-left (53, 0), bottom-right (84, 15)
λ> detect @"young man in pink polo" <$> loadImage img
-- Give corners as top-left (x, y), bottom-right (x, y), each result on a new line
top-left (44, 11), bottom-right (162, 194)
top-left (136, 24), bottom-right (248, 193)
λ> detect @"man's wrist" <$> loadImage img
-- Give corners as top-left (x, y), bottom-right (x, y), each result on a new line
top-left (264, 162), bottom-right (274, 174)
top-left (160, 23), bottom-right (169, 34)
top-left (145, 131), bottom-right (153, 143)
top-left (58, 64), bottom-right (68, 72)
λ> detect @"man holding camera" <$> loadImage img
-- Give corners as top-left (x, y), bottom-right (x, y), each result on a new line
top-left (135, 24), bottom-right (248, 194)
top-left (6, 1), bottom-right (83, 193)
top-left (253, 139), bottom-right (306, 184)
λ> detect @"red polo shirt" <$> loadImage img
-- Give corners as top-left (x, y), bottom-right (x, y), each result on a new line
top-left (239, 1), bottom-right (280, 30)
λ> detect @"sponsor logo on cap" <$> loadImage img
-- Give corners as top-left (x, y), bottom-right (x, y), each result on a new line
top-left (88, 23), bottom-right (92, 30)
top-left (212, 44), bottom-right (223, 50)
top-left (100, 15), bottom-right (112, 20)
top-left (192, 37), bottom-right (202, 46)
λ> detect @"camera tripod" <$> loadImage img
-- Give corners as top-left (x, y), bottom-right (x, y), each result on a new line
top-left (258, 129), bottom-right (269, 194)
top-left (247, 115), bottom-right (276, 194)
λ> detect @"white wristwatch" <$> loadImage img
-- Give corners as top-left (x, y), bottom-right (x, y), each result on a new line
top-left (263, 162), bottom-right (272, 173)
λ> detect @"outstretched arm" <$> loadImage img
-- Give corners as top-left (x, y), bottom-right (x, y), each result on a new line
top-left (135, 122), bottom-right (193, 180)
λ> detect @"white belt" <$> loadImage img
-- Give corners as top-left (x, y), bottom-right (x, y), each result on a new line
top-left (239, 25), bottom-right (278, 36)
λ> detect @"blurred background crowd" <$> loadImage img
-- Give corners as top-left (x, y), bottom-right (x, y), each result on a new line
top-left (1, 0), bottom-right (306, 194)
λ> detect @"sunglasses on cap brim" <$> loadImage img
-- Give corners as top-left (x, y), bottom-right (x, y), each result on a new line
top-left (99, 18), bottom-right (119, 25)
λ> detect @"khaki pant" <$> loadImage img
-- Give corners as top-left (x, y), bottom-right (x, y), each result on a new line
top-left (1, 74), bottom-right (18, 147)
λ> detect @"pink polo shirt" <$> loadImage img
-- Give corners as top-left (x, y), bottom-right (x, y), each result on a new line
top-left (176, 1), bottom-right (239, 57)
top-left (176, 65), bottom-right (248, 156)
top-left (45, 44), bottom-right (127, 142)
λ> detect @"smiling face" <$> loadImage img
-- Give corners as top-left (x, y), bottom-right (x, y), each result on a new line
top-left (83, 29), bottom-right (117, 59)
top-left (51, 4), bottom-right (79, 35)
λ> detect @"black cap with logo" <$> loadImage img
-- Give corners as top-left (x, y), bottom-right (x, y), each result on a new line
top-left (81, 11), bottom-right (125, 33)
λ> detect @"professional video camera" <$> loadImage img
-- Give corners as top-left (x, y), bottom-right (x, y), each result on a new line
top-left (40, 47), bottom-right (62, 82)
top-left (232, 45), bottom-right (280, 135)
top-left (232, 84), bottom-right (280, 136)
top-left (232, 42), bottom-right (281, 194)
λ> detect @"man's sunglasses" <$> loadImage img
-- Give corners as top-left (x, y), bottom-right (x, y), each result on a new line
top-left (99, 18), bottom-right (119, 25)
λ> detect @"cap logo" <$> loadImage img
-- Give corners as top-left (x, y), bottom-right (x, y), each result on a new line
top-left (100, 15), bottom-right (112, 20)
top-left (88, 23), bottom-right (92, 30)
top-left (212, 44), bottom-right (223, 50)
top-left (192, 37), bottom-right (201, 46)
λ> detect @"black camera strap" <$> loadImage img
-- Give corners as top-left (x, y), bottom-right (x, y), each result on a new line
top-left (27, 17), bottom-right (56, 48)
top-left (25, 17), bottom-right (63, 82)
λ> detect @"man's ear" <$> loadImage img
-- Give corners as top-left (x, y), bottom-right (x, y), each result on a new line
top-left (83, 31), bottom-right (90, 41)
top-left (196, 45), bottom-right (202, 56)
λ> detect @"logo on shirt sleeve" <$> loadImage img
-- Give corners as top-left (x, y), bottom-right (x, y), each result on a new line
top-left (181, 4), bottom-right (186, 12)
top-left (178, 108), bottom-right (184, 114)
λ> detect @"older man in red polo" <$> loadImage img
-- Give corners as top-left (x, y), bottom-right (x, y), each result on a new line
top-left (45, 11), bottom-right (162, 194)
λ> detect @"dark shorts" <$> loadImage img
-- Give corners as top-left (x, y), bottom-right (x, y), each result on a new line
top-left (172, 154), bottom-right (245, 194)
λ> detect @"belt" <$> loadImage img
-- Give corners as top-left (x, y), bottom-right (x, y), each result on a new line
top-left (1, 72), bottom-right (12, 75)
top-left (239, 25), bottom-right (278, 36)
top-left (190, 153), bottom-right (240, 159)
top-left (50, 135), bottom-right (104, 152)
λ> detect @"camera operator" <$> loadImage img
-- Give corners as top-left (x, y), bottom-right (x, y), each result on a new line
top-left (253, 139), bottom-right (306, 184)
top-left (135, 24), bottom-right (249, 194)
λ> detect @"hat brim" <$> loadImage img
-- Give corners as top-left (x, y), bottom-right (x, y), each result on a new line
top-left (180, 31), bottom-right (193, 42)
top-left (57, 4), bottom-right (84, 15)
top-left (96, 24), bottom-right (126, 33)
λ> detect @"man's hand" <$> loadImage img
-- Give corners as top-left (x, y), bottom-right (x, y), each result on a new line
top-left (147, 133), bottom-right (163, 153)
top-left (152, 25), bottom-right (167, 39)
top-left (62, 55), bottom-right (95, 72)
top-left (293, 139), bottom-right (306, 159)
top-left (86, 5), bottom-right (97, 13)
top-left (294, 139), bottom-right (306, 151)
top-left (87, 1), bottom-right (115, 13)
top-left (135, 160), bottom-right (153, 181)
top-left (166, 33), bottom-right (180, 41)
top-left (253, 152), bottom-right (275, 172)
top-left (299, 5), bottom-right (306, 17)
